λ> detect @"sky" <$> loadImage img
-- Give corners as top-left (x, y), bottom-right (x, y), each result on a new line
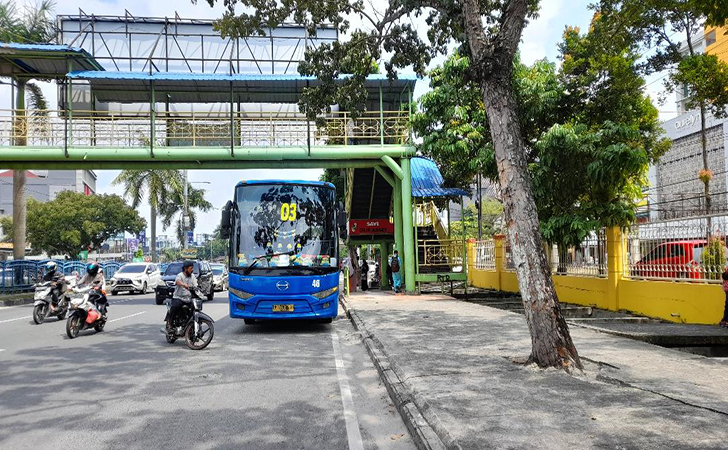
top-left (4, 0), bottom-right (676, 238)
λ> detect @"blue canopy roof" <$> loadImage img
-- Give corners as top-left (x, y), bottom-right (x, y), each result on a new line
top-left (411, 157), bottom-right (468, 198)
top-left (67, 71), bottom-right (417, 104)
top-left (0, 42), bottom-right (103, 78)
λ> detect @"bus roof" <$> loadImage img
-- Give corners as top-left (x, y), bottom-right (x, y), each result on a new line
top-left (236, 180), bottom-right (335, 189)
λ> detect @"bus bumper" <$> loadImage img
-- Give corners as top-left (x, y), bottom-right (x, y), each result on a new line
top-left (229, 291), bottom-right (339, 320)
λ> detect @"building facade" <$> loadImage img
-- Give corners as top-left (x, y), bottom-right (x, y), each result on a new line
top-left (649, 112), bottom-right (728, 220)
top-left (0, 170), bottom-right (97, 218)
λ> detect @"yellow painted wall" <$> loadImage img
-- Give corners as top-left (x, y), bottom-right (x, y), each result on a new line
top-left (705, 26), bottom-right (728, 64)
top-left (618, 279), bottom-right (724, 324)
top-left (466, 228), bottom-right (725, 325)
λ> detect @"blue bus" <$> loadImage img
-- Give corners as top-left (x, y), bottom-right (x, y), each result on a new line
top-left (220, 180), bottom-right (343, 323)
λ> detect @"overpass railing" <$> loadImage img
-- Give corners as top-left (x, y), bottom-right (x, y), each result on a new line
top-left (0, 110), bottom-right (410, 148)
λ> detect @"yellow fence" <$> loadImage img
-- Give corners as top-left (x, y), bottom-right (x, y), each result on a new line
top-left (467, 229), bottom-right (725, 325)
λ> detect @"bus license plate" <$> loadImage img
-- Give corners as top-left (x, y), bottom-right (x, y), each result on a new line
top-left (272, 304), bottom-right (294, 312)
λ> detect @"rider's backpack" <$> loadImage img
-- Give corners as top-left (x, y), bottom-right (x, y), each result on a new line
top-left (390, 257), bottom-right (400, 273)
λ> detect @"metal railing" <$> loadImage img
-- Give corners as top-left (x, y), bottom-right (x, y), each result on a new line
top-left (418, 239), bottom-right (465, 272)
top-left (626, 216), bottom-right (728, 283)
top-left (483, 230), bottom-right (607, 277)
top-left (549, 230), bottom-right (607, 278)
top-left (0, 110), bottom-right (410, 148)
top-left (474, 240), bottom-right (496, 271)
top-left (0, 260), bottom-right (121, 294)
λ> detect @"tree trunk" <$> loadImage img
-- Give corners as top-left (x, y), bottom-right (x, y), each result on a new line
top-left (150, 205), bottom-right (158, 263)
top-left (13, 80), bottom-right (27, 261)
top-left (699, 103), bottom-right (712, 235)
top-left (480, 76), bottom-right (582, 371)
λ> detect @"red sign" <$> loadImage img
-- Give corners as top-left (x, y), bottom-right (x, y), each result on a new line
top-left (349, 219), bottom-right (394, 236)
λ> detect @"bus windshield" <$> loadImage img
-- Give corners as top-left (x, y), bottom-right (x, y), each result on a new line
top-left (234, 183), bottom-right (337, 273)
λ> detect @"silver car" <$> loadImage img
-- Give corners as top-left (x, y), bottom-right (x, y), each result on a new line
top-left (211, 264), bottom-right (228, 292)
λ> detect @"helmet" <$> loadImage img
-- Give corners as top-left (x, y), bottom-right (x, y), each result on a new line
top-left (45, 261), bottom-right (57, 273)
top-left (86, 263), bottom-right (99, 277)
top-left (182, 260), bottom-right (194, 270)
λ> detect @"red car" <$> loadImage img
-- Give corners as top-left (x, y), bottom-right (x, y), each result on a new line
top-left (633, 240), bottom-right (726, 280)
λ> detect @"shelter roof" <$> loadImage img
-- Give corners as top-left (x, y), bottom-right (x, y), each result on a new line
top-left (0, 43), bottom-right (103, 79)
top-left (411, 157), bottom-right (468, 198)
top-left (67, 71), bottom-right (417, 104)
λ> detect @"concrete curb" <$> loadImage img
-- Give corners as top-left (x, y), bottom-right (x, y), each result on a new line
top-left (0, 294), bottom-right (34, 307)
top-left (340, 296), bottom-right (450, 450)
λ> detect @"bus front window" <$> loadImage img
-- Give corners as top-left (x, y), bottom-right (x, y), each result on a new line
top-left (234, 184), bottom-right (337, 273)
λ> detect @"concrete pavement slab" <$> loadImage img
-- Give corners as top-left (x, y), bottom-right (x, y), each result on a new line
top-left (343, 291), bottom-right (728, 450)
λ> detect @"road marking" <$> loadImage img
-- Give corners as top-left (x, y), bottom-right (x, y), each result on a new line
top-left (0, 349), bottom-right (5, 352)
top-left (108, 311), bottom-right (146, 323)
top-left (0, 315), bottom-right (32, 324)
top-left (331, 330), bottom-right (365, 450)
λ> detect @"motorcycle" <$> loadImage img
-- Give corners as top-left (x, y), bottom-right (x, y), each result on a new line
top-left (66, 286), bottom-right (108, 339)
top-left (161, 289), bottom-right (214, 350)
top-left (32, 281), bottom-right (71, 324)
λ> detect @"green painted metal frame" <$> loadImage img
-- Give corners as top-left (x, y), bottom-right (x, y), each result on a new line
top-left (414, 273), bottom-right (467, 282)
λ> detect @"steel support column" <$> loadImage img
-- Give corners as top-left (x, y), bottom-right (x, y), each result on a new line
top-left (150, 81), bottom-right (155, 157)
top-left (393, 177), bottom-right (403, 278)
top-left (400, 157), bottom-right (415, 292)
top-left (67, 60), bottom-right (73, 152)
top-left (379, 82), bottom-right (384, 146)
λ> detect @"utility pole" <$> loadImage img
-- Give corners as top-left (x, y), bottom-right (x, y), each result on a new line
top-left (183, 169), bottom-right (189, 249)
top-left (477, 173), bottom-right (482, 240)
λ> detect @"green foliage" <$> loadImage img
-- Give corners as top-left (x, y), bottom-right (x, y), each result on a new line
top-left (158, 184), bottom-right (213, 246)
top-left (320, 169), bottom-right (346, 204)
top-left (672, 54), bottom-right (728, 118)
top-left (201, 0), bottom-right (539, 120)
top-left (414, 14), bottom-right (669, 248)
top-left (0, 0), bottom-right (56, 44)
top-left (0, 215), bottom-right (12, 242)
top-left (702, 237), bottom-right (726, 280)
top-left (113, 170), bottom-right (184, 211)
top-left (449, 201), bottom-right (504, 239)
top-left (26, 191), bottom-right (146, 259)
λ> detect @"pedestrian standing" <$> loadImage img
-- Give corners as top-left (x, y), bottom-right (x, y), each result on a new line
top-left (720, 267), bottom-right (728, 328)
top-left (360, 259), bottom-right (369, 291)
top-left (390, 250), bottom-right (402, 293)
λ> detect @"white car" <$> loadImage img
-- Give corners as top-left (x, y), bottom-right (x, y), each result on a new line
top-left (109, 263), bottom-right (161, 295)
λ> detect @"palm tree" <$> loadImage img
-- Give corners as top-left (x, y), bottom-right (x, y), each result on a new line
top-left (0, 0), bottom-right (56, 260)
top-left (159, 184), bottom-right (213, 246)
top-left (113, 170), bottom-right (184, 262)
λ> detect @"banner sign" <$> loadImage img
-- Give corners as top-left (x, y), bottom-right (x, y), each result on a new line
top-left (181, 248), bottom-right (198, 259)
top-left (348, 219), bottom-right (394, 236)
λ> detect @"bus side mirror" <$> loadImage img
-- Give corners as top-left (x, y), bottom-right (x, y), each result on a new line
top-left (220, 201), bottom-right (232, 240)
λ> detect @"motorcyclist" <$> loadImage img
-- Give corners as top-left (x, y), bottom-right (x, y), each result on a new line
top-left (166, 260), bottom-right (198, 333)
top-left (41, 261), bottom-right (66, 308)
top-left (78, 262), bottom-right (108, 313)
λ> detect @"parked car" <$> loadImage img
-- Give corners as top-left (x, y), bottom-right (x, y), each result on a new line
top-left (633, 240), bottom-right (728, 280)
top-left (211, 263), bottom-right (228, 291)
top-left (155, 260), bottom-right (214, 305)
top-left (109, 263), bottom-right (162, 295)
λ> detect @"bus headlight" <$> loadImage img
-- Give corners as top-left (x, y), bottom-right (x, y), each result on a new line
top-left (312, 285), bottom-right (338, 299)
top-left (229, 287), bottom-right (253, 300)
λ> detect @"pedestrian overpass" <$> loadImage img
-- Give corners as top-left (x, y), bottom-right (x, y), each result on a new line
top-left (0, 12), bottom-right (466, 293)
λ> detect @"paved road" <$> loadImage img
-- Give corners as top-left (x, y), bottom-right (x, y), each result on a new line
top-left (0, 291), bottom-right (415, 450)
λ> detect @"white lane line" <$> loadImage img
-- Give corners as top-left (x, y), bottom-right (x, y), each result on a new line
top-left (108, 311), bottom-right (146, 323)
top-left (0, 315), bottom-right (32, 324)
top-left (331, 331), bottom-right (365, 450)
top-left (0, 349), bottom-right (5, 352)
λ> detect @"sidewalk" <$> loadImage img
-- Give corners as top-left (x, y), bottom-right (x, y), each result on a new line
top-left (342, 291), bottom-right (728, 450)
